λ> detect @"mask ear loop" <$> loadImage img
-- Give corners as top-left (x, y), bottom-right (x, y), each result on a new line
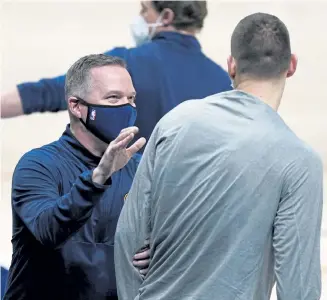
top-left (74, 96), bottom-right (89, 107)
top-left (148, 14), bottom-right (164, 39)
top-left (73, 96), bottom-right (91, 127)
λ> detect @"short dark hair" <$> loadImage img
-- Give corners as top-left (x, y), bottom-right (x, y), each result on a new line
top-left (65, 54), bottom-right (126, 99)
top-left (152, 1), bottom-right (207, 30)
top-left (231, 13), bottom-right (291, 79)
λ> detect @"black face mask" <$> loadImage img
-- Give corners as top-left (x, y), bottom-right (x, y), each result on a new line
top-left (76, 97), bottom-right (137, 144)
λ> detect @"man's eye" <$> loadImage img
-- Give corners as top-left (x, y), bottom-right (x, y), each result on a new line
top-left (109, 95), bottom-right (119, 99)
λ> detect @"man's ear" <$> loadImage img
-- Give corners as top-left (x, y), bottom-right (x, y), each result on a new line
top-left (286, 54), bottom-right (298, 78)
top-left (161, 8), bottom-right (174, 26)
top-left (68, 97), bottom-right (83, 119)
top-left (227, 55), bottom-right (236, 80)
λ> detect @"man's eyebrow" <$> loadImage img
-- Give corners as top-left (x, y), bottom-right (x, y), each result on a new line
top-left (103, 90), bottom-right (122, 97)
top-left (103, 90), bottom-right (137, 97)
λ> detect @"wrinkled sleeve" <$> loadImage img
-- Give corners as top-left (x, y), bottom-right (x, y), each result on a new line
top-left (114, 126), bottom-right (158, 300)
top-left (273, 151), bottom-right (323, 300)
top-left (12, 153), bottom-right (111, 249)
top-left (18, 47), bottom-right (128, 115)
top-left (18, 75), bottom-right (67, 114)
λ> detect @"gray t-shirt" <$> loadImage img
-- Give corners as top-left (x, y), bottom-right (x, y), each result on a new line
top-left (114, 90), bottom-right (323, 300)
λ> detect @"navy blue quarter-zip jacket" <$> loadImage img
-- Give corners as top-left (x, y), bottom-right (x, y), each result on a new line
top-left (4, 126), bottom-right (140, 300)
top-left (17, 32), bottom-right (232, 151)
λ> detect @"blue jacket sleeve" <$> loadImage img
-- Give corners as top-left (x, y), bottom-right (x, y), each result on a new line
top-left (12, 153), bottom-right (111, 249)
top-left (18, 75), bottom-right (67, 114)
top-left (18, 47), bottom-right (129, 115)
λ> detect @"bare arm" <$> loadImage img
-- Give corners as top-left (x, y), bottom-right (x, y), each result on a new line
top-left (1, 88), bottom-right (23, 118)
top-left (1, 75), bottom-right (67, 119)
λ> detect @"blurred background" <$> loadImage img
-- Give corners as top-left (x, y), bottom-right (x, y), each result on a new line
top-left (1, 1), bottom-right (326, 299)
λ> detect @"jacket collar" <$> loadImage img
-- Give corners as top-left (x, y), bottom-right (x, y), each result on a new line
top-left (59, 125), bottom-right (101, 168)
top-left (152, 31), bottom-right (201, 52)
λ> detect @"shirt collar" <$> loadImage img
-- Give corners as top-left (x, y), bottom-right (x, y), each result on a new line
top-left (152, 31), bottom-right (201, 52)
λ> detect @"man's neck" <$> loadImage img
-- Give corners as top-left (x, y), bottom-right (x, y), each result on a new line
top-left (157, 27), bottom-right (196, 37)
top-left (70, 122), bottom-right (107, 157)
top-left (235, 79), bottom-right (284, 111)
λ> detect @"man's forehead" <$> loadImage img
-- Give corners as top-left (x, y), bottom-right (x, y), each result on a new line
top-left (90, 66), bottom-right (130, 86)
top-left (89, 65), bottom-right (135, 93)
top-left (90, 65), bottom-right (127, 78)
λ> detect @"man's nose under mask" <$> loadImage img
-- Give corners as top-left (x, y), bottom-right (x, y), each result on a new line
top-left (79, 100), bottom-right (137, 144)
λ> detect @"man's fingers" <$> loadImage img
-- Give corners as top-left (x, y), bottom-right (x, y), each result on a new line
top-left (111, 133), bottom-right (135, 151)
top-left (134, 248), bottom-right (150, 260)
top-left (111, 126), bottom-right (139, 148)
top-left (133, 259), bottom-right (150, 268)
top-left (133, 243), bottom-right (150, 275)
top-left (133, 247), bottom-right (150, 268)
top-left (126, 137), bottom-right (146, 155)
top-left (115, 126), bottom-right (139, 142)
top-left (114, 129), bottom-right (134, 144)
top-left (119, 126), bottom-right (139, 135)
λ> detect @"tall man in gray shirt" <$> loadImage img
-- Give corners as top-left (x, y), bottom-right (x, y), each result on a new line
top-left (114, 13), bottom-right (324, 300)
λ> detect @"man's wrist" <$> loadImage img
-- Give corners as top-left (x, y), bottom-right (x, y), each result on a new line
top-left (92, 168), bottom-right (111, 185)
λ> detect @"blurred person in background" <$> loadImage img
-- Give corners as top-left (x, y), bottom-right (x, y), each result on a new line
top-left (3, 54), bottom-right (150, 300)
top-left (114, 12), bottom-right (324, 300)
top-left (1, 1), bottom-right (232, 152)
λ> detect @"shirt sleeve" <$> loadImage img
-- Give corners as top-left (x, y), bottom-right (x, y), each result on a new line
top-left (273, 150), bottom-right (323, 300)
top-left (12, 152), bottom-right (111, 249)
top-left (18, 47), bottom-right (128, 115)
top-left (114, 126), bottom-right (158, 300)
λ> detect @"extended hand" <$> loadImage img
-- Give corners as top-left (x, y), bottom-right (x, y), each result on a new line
top-left (92, 127), bottom-right (146, 185)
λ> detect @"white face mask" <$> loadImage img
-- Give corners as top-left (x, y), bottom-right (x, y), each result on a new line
top-left (130, 15), bottom-right (163, 46)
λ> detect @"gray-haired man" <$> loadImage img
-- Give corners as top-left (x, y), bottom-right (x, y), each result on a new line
top-left (4, 54), bottom-right (149, 300)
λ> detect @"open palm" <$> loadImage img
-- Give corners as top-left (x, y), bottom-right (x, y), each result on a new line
top-left (97, 127), bottom-right (146, 179)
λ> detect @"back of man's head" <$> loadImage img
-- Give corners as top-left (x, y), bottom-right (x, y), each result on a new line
top-left (230, 13), bottom-right (292, 80)
top-left (152, 1), bottom-right (207, 31)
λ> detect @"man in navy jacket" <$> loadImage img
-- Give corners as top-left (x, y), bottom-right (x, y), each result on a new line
top-left (1, 1), bottom-right (232, 149)
top-left (4, 54), bottom-right (149, 300)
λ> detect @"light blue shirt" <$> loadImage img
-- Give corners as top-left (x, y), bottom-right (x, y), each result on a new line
top-left (115, 90), bottom-right (323, 300)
